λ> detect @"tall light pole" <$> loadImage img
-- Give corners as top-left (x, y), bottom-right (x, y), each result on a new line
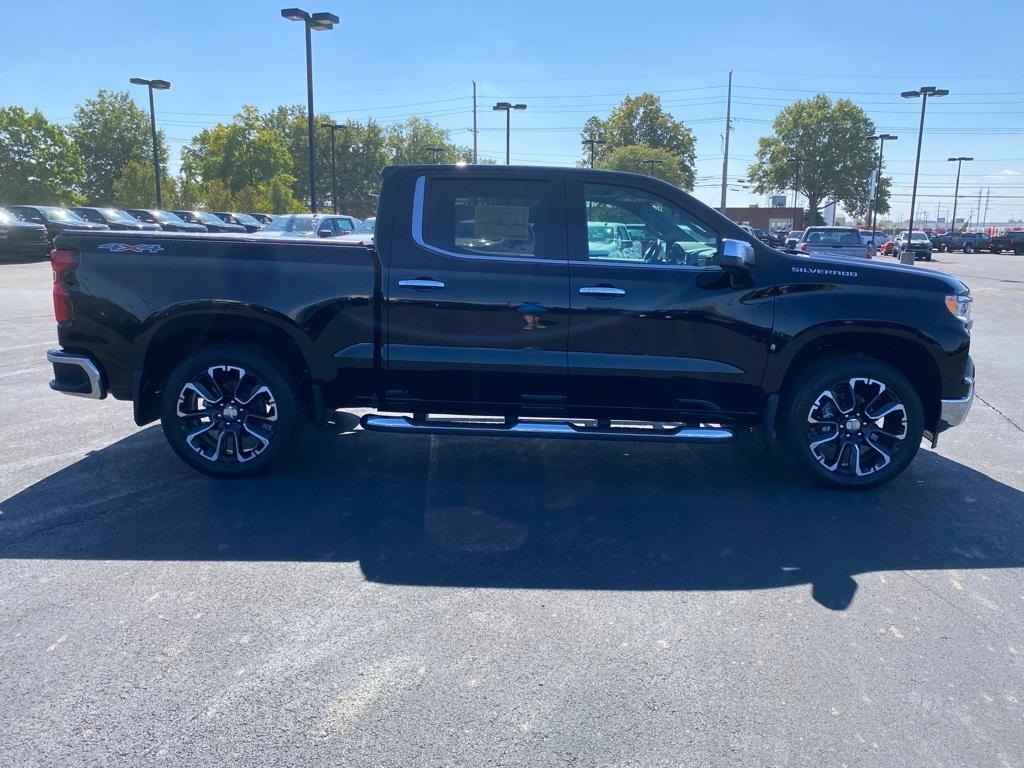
top-left (582, 138), bottom-right (604, 169)
top-left (281, 8), bottom-right (339, 213)
top-left (129, 77), bottom-right (170, 208)
top-left (325, 122), bottom-right (344, 214)
top-left (492, 102), bottom-right (526, 165)
top-left (869, 134), bottom-right (897, 243)
top-left (788, 157), bottom-right (806, 227)
top-left (948, 156), bottom-right (972, 233)
top-left (901, 86), bottom-right (948, 244)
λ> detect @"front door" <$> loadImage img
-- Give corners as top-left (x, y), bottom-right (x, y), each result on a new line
top-left (383, 171), bottom-right (569, 409)
top-left (567, 179), bottom-right (773, 418)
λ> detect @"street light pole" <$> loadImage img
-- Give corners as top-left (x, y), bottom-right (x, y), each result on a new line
top-left (129, 77), bottom-right (170, 208)
top-left (901, 86), bottom-right (948, 246)
top-left (788, 157), bottom-right (806, 227)
top-left (582, 138), bottom-right (604, 169)
top-left (281, 8), bottom-right (339, 213)
top-left (869, 134), bottom-right (897, 243)
top-left (948, 156), bottom-right (973, 233)
top-left (492, 102), bottom-right (526, 165)
top-left (428, 147), bottom-right (445, 164)
top-left (326, 123), bottom-right (343, 214)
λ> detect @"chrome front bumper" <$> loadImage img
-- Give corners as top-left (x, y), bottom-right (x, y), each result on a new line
top-left (47, 349), bottom-right (106, 399)
top-left (939, 370), bottom-right (975, 430)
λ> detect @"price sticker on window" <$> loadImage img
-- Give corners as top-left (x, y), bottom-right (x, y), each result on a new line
top-left (474, 204), bottom-right (530, 240)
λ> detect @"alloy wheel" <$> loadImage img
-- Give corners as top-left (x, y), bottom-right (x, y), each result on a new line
top-left (805, 377), bottom-right (908, 478)
top-left (175, 365), bottom-right (278, 464)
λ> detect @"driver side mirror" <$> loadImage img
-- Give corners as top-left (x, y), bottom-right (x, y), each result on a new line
top-left (720, 238), bottom-right (755, 271)
top-left (318, 227), bottom-right (333, 238)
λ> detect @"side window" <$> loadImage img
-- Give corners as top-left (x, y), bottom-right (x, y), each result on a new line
top-left (582, 183), bottom-right (720, 267)
top-left (424, 178), bottom-right (546, 259)
top-left (338, 218), bottom-right (354, 232)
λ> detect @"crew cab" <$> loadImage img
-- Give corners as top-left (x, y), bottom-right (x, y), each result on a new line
top-left (46, 165), bottom-right (975, 489)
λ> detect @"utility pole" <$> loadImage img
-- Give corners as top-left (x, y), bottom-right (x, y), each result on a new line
top-left (983, 188), bottom-right (990, 232)
top-left (582, 138), bottom-right (604, 168)
top-left (472, 81), bottom-right (478, 164)
top-left (720, 70), bottom-right (733, 213)
top-left (948, 156), bottom-right (971, 232)
top-left (977, 187), bottom-right (982, 230)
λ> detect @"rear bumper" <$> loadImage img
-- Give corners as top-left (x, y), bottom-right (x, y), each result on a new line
top-left (938, 357), bottom-right (974, 430)
top-left (47, 349), bottom-right (106, 399)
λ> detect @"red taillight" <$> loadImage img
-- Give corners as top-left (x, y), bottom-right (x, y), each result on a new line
top-left (51, 248), bottom-right (78, 324)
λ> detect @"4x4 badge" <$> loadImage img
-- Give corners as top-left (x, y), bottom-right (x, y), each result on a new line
top-left (98, 242), bottom-right (165, 254)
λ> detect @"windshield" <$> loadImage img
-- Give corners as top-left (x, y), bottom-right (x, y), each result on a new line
top-left (101, 208), bottom-right (141, 225)
top-left (233, 213), bottom-right (260, 226)
top-left (192, 211), bottom-right (227, 225)
top-left (587, 224), bottom-right (618, 243)
top-left (352, 218), bottom-right (375, 235)
top-left (42, 207), bottom-right (85, 223)
top-left (264, 215), bottom-right (315, 233)
top-left (153, 210), bottom-right (187, 225)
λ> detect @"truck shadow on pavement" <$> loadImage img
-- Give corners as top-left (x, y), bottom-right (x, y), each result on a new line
top-left (2, 413), bottom-right (1022, 610)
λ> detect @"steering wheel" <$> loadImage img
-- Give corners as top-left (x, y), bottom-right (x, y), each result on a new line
top-left (668, 242), bottom-right (690, 266)
top-left (643, 243), bottom-right (660, 262)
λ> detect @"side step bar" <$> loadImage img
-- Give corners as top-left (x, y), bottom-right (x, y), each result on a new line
top-left (360, 415), bottom-right (733, 443)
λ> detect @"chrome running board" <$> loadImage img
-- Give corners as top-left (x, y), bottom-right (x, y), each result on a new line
top-left (360, 415), bottom-right (733, 443)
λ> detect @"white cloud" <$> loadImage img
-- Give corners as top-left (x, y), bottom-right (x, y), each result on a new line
top-left (996, 169), bottom-right (1020, 176)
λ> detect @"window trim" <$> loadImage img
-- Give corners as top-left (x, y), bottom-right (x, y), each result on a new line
top-left (571, 180), bottom-right (725, 272)
top-left (411, 174), bottom-right (567, 265)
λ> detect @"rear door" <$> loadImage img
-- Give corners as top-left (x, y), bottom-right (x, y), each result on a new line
top-left (566, 178), bottom-right (773, 417)
top-left (382, 170), bottom-right (570, 409)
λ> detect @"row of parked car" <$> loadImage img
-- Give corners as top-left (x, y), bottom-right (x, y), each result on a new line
top-left (0, 204), bottom-right (377, 261)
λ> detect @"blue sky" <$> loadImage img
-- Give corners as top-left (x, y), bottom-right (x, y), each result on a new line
top-left (4, 0), bottom-right (1023, 223)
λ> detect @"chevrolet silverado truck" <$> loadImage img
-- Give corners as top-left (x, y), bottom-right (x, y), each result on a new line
top-left (45, 165), bottom-right (975, 489)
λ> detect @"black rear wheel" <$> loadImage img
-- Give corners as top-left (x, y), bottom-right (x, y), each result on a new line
top-left (160, 344), bottom-right (305, 477)
top-left (781, 356), bottom-right (923, 489)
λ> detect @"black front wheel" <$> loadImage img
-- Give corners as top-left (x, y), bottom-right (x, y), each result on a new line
top-left (160, 344), bottom-right (305, 477)
top-left (781, 357), bottom-right (924, 489)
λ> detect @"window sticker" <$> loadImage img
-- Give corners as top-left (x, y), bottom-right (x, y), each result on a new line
top-left (474, 204), bottom-right (530, 240)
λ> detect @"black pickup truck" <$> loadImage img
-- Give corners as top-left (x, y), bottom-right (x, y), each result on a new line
top-left (988, 230), bottom-right (1024, 254)
top-left (45, 165), bottom-right (975, 489)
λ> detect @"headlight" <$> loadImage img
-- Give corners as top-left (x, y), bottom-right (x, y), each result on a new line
top-left (945, 294), bottom-right (973, 329)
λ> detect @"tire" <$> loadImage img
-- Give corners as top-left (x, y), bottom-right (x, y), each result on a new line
top-left (159, 344), bottom-right (306, 477)
top-left (780, 356), bottom-right (924, 489)
top-left (925, 253), bottom-right (933, 261)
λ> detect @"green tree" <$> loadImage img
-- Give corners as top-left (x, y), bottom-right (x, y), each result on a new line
top-left (596, 145), bottom-right (688, 186)
top-left (580, 93), bottom-right (697, 189)
top-left (845, 175), bottom-right (892, 221)
top-left (200, 179), bottom-right (234, 210)
top-left (0, 106), bottom-right (84, 204)
top-left (183, 106), bottom-right (293, 195)
top-left (746, 94), bottom-right (881, 222)
top-left (386, 116), bottom-right (472, 166)
top-left (112, 160), bottom-right (177, 208)
top-left (70, 90), bottom-right (167, 203)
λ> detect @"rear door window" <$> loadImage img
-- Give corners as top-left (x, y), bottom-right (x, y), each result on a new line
top-left (423, 178), bottom-right (549, 259)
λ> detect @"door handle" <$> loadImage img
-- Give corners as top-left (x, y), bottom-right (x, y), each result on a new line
top-left (398, 278), bottom-right (446, 290)
top-left (579, 286), bottom-right (626, 297)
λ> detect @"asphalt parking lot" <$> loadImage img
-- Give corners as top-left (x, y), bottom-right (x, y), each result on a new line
top-left (1, 252), bottom-right (1022, 767)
